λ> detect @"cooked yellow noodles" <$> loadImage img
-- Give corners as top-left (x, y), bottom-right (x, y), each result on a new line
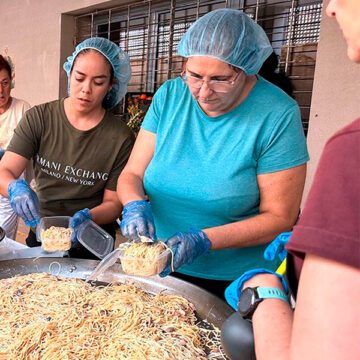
top-left (0, 273), bottom-right (225, 359)
top-left (120, 241), bottom-right (173, 276)
top-left (40, 226), bottom-right (72, 252)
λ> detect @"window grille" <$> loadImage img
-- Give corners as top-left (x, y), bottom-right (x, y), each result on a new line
top-left (73, 0), bottom-right (323, 135)
top-left (158, 22), bottom-right (191, 56)
top-left (289, 3), bottom-right (322, 45)
top-left (122, 28), bottom-right (148, 58)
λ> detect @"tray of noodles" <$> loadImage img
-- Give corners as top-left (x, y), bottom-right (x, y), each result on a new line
top-left (0, 257), bottom-right (233, 359)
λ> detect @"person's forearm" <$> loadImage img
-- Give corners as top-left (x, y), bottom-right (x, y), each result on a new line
top-left (252, 298), bottom-right (293, 360)
top-left (90, 200), bottom-right (122, 225)
top-left (203, 211), bottom-right (295, 250)
top-left (117, 172), bottom-right (148, 205)
top-left (244, 274), bottom-right (293, 360)
top-left (0, 168), bottom-right (17, 197)
top-left (0, 152), bottom-right (29, 197)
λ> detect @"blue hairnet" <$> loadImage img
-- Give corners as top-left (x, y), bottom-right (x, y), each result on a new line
top-left (63, 37), bottom-right (131, 109)
top-left (178, 9), bottom-right (273, 75)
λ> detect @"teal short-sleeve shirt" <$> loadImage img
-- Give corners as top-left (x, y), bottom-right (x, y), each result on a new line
top-left (142, 76), bottom-right (309, 280)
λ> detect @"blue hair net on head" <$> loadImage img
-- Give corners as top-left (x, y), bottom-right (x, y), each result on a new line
top-left (178, 9), bottom-right (273, 75)
top-left (63, 37), bottom-right (131, 109)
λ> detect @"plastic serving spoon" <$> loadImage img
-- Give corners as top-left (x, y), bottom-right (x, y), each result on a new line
top-left (86, 247), bottom-right (122, 282)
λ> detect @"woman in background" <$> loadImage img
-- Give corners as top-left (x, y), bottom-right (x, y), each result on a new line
top-left (0, 54), bottom-right (31, 239)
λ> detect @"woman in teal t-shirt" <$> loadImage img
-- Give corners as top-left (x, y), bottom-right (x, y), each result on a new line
top-left (117, 9), bottom-right (309, 297)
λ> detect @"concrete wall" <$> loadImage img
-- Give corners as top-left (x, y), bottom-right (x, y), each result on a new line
top-left (0, 0), bottom-right (123, 106)
top-left (303, 0), bottom-right (360, 204)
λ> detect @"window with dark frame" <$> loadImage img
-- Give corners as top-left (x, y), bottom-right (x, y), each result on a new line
top-left (74, 0), bottom-right (323, 135)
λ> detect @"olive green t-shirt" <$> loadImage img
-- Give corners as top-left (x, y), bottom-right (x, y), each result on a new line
top-left (7, 99), bottom-right (134, 217)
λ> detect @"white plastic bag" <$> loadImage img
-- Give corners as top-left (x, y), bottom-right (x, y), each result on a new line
top-left (0, 235), bottom-right (28, 260)
top-left (0, 194), bottom-right (19, 240)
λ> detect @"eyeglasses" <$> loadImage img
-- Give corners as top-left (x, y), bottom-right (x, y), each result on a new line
top-left (181, 71), bottom-right (242, 93)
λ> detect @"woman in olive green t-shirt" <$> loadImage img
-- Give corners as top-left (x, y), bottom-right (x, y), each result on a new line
top-left (0, 37), bottom-right (134, 258)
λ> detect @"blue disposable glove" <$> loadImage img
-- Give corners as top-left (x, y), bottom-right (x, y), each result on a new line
top-left (225, 232), bottom-right (292, 310)
top-left (69, 208), bottom-right (92, 244)
top-left (120, 200), bottom-right (157, 242)
top-left (225, 268), bottom-right (289, 311)
top-left (160, 229), bottom-right (212, 277)
top-left (264, 232), bottom-right (292, 262)
top-left (8, 179), bottom-right (40, 227)
top-left (0, 149), bottom-right (5, 160)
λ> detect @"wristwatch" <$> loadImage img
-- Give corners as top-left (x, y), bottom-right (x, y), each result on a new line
top-left (238, 287), bottom-right (289, 320)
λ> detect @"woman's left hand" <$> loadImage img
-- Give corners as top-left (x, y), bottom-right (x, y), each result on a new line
top-left (160, 229), bottom-right (212, 277)
top-left (69, 208), bottom-right (92, 244)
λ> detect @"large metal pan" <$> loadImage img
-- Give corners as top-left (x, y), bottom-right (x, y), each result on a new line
top-left (0, 257), bottom-right (233, 328)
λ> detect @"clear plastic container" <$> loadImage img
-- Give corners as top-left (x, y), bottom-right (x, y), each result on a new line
top-left (119, 242), bottom-right (172, 276)
top-left (36, 216), bottom-right (72, 252)
top-left (77, 220), bottom-right (114, 259)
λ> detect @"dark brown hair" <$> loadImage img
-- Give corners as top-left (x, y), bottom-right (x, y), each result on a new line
top-left (0, 55), bottom-right (12, 78)
top-left (72, 49), bottom-right (114, 84)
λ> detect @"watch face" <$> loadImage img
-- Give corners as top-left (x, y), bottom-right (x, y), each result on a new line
top-left (238, 288), bottom-right (254, 315)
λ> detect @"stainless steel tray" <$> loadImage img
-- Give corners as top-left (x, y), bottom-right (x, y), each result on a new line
top-left (0, 257), bottom-right (233, 328)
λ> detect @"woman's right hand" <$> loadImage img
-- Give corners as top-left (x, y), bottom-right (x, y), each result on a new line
top-left (8, 179), bottom-right (40, 227)
top-left (69, 208), bottom-right (92, 245)
top-left (120, 200), bottom-right (157, 242)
